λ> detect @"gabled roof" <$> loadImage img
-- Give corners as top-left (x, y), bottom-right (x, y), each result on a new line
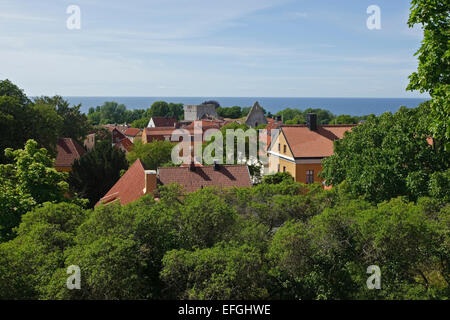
top-left (245, 101), bottom-right (268, 126)
top-left (103, 124), bottom-right (129, 134)
top-left (144, 127), bottom-right (178, 136)
top-left (97, 159), bottom-right (146, 206)
top-left (55, 138), bottom-right (87, 167)
top-left (110, 128), bottom-right (127, 144)
top-left (158, 165), bottom-right (252, 193)
top-left (280, 125), bottom-right (355, 158)
top-left (116, 137), bottom-right (133, 152)
top-left (124, 128), bottom-right (141, 137)
top-left (150, 117), bottom-right (178, 127)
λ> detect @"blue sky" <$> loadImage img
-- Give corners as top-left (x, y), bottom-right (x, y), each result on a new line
top-left (0, 0), bottom-right (429, 97)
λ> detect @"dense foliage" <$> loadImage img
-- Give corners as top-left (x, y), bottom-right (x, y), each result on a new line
top-left (68, 140), bottom-right (129, 208)
top-left (126, 140), bottom-right (174, 170)
top-left (0, 80), bottom-right (90, 163)
top-left (321, 106), bottom-right (449, 203)
top-left (0, 140), bottom-right (81, 242)
top-left (407, 0), bottom-right (450, 150)
top-left (0, 178), bottom-right (448, 300)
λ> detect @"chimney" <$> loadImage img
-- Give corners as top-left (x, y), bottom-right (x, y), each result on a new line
top-left (189, 161), bottom-right (196, 171)
top-left (306, 113), bottom-right (318, 131)
top-left (143, 170), bottom-right (157, 195)
top-left (213, 160), bottom-right (220, 171)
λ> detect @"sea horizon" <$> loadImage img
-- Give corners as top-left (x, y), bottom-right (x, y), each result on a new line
top-left (63, 96), bottom-right (429, 117)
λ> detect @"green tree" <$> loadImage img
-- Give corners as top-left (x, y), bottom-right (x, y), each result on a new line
top-left (149, 101), bottom-right (170, 117)
top-left (126, 139), bottom-right (174, 170)
top-left (262, 172), bottom-right (294, 184)
top-left (332, 114), bottom-right (358, 124)
top-left (217, 106), bottom-right (242, 119)
top-left (87, 101), bottom-right (128, 125)
top-left (161, 242), bottom-right (269, 299)
top-left (407, 0), bottom-right (450, 150)
top-left (0, 202), bottom-right (87, 299)
top-left (69, 140), bottom-right (129, 207)
top-left (179, 188), bottom-right (238, 249)
top-left (31, 103), bottom-right (64, 156)
top-left (321, 107), bottom-right (449, 203)
top-left (34, 95), bottom-right (91, 144)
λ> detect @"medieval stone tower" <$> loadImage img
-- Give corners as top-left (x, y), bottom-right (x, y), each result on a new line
top-left (245, 101), bottom-right (268, 128)
top-left (183, 103), bottom-right (218, 121)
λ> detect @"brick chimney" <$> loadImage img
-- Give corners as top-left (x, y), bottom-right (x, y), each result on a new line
top-left (306, 113), bottom-right (318, 131)
top-left (143, 170), bottom-right (157, 195)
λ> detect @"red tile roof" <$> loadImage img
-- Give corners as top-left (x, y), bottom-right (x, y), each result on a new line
top-left (116, 137), bottom-right (134, 152)
top-left (124, 128), bottom-right (141, 137)
top-left (158, 165), bottom-right (252, 193)
top-left (281, 125), bottom-right (355, 158)
top-left (151, 117), bottom-right (178, 127)
top-left (182, 120), bottom-right (222, 130)
top-left (111, 128), bottom-right (127, 144)
top-left (55, 138), bottom-right (87, 168)
top-left (144, 127), bottom-right (179, 136)
top-left (97, 159), bottom-right (146, 206)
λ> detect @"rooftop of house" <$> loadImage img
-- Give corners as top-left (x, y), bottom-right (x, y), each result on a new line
top-left (124, 128), bottom-right (141, 137)
top-left (97, 159), bottom-right (146, 206)
top-left (150, 116), bottom-right (178, 127)
top-left (103, 124), bottom-right (130, 133)
top-left (144, 127), bottom-right (179, 136)
top-left (116, 137), bottom-right (134, 152)
top-left (158, 164), bottom-right (252, 193)
top-left (279, 124), bottom-right (355, 158)
top-left (97, 161), bottom-right (252, 206)
top-left (55, 138), bottom-right (87, 168)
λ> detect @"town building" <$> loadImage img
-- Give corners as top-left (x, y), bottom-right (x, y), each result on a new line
top-left (245, 101), bottom-right (268, 128)
top-left (147, 116), bottom-right (178, 128)
top-left (268, 114), bottom-right (354, 184)
top-left (83, 132), bottom-right (96, 151)
top-left (97, 160), bottom-right (252, 206)
top-left (54, 138), bottom-right (87, 172)
top-left (124, 127), bottom-right (142, 142)
top-left (184, 103), bottom-right (218, 121)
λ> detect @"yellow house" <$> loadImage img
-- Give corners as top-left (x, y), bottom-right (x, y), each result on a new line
top-left (268, 114), bottom-right (354, 185)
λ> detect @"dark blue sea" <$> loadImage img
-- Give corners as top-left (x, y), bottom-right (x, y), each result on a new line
top-left (65, 97), bottom-right (429, 117)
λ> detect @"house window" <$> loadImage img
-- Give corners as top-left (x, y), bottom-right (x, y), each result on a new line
top-left (278, 143), bottom-right (280, 152)
top-left (306, 170), bottom-right (314, 184)
top-left (277, 164), bottom-right (280, 172)
top-left (283, 145), bottom-right (287, 153)
top-left (283, 166), bottom-right (286, 173)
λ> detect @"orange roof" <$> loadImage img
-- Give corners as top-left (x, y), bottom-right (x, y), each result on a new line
top-left (281, 125), bottom-right (355, 158)
top-left (182, 120), bottom-right (222, 129)
top-left (150, 117), bottom-right (178, 127)
top-left (124, 128), bottom-right (141, 137)
top-left (97, 159), bottom-right (146, 206)
top-left (116, 137), bottom-right (133, 152)
top-left (158, 165), bottom-right (252, 193)
top-left (144, 127), bottom-right (178, 136)
top-left (55, 138), bottom-right (87, 167)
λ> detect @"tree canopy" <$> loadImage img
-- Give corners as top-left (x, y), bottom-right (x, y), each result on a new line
top-left (68, 140), bottom-right (129, 208)
top-left (407, 0), bottom-right (450, 150)
top-left (321, 106), bottom-right (449, 203)
top-left (126, 139), bottom-right (174, 170)
top-left (0, 140), bottom-right (72, 242)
